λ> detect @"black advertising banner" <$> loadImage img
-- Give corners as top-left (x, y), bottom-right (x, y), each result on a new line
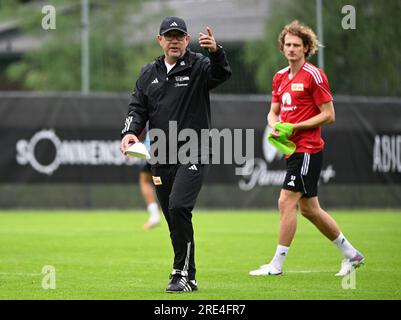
top-left (210, 95), bottom-right (401, 191)
top-left (1, 93), bottom-right (400, 188)
top-left (0, 93), bottom-right (146, 184)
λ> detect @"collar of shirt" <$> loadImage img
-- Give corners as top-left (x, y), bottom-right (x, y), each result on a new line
top-left (164, 61), bottom-right (176, 74)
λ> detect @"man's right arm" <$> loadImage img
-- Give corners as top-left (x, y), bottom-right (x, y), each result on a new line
top-left (267, 102), bottom-right (281, 137)
top-left (120, 69), bottom-right (149, 154)
top-left (268, 73), bottom-right (282, 137)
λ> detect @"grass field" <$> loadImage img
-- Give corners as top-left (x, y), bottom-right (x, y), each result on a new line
top-left (0, 210), bottom-right (400, 300)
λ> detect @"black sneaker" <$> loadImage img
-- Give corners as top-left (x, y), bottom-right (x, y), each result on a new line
top-left (189, 279), bottom-right (198, 291)
top-left (165, 274), bottom-right (197, 293)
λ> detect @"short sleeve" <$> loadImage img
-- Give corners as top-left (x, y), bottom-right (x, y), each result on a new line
top-left (271, 74), bottom-right (280, 103)
top-left (311, 70), bottom-right (333, 106)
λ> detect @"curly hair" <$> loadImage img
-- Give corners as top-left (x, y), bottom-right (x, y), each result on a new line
top-left (279, 20), bottom-right (320, 58)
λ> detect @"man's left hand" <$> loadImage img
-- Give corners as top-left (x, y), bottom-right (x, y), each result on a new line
top-left (199, 27), bottom-right (217, 53)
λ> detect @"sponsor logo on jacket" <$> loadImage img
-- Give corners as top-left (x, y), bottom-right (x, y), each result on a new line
top-left (174, 76), bottom-right (190, 87)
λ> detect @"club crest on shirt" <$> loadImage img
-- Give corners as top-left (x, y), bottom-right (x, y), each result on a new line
top-left (282, 92), bottom-right (292, 106)
top-left (291, 83), bottom-right (304, 91)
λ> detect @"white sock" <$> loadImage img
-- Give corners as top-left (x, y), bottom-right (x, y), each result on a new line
top-left (147, 202), bottom-right (160, 223)
top-left (270, 245), bottom-right (289, 271)
top-left (333, 232), bottom-right (357, 259)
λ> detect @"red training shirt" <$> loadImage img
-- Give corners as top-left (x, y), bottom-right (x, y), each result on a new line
top-left (271, 61), bottom-right (333, 154)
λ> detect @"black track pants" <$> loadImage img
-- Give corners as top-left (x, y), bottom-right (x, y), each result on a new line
top-left (151, 163), bottom-right (207, 280)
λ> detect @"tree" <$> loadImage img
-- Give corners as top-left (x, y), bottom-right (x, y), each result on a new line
top-left (2, 0), bottom-right (170, 92)
top-left (244, 0), bottom-right (401, 96)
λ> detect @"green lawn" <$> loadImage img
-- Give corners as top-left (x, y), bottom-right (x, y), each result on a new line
top-left (0, 210), bottom-right (400, 300)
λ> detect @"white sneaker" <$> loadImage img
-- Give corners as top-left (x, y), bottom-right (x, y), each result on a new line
top-left (335, 252), bottom-right (365, 276)
top-left (249, 263), bottom-right (283, 276)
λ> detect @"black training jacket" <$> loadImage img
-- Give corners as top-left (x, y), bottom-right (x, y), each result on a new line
top-left (121, 47), bottom-right (231, 163)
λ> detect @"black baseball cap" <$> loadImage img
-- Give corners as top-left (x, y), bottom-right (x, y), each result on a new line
top-left (159, 16), bottom-right (187, 35)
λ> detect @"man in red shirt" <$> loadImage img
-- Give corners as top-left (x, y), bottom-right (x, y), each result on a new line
top-left (249, 21), bottom-right (364, 277)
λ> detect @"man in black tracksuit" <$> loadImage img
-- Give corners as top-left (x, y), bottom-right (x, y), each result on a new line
top-left (120, 17), bottom-right (231, 293)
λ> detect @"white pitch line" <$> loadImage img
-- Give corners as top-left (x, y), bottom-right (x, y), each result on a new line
top-left (285, 270), bottom-right (336, 273)
top-left (0, 272), bottom-right (41, 276)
